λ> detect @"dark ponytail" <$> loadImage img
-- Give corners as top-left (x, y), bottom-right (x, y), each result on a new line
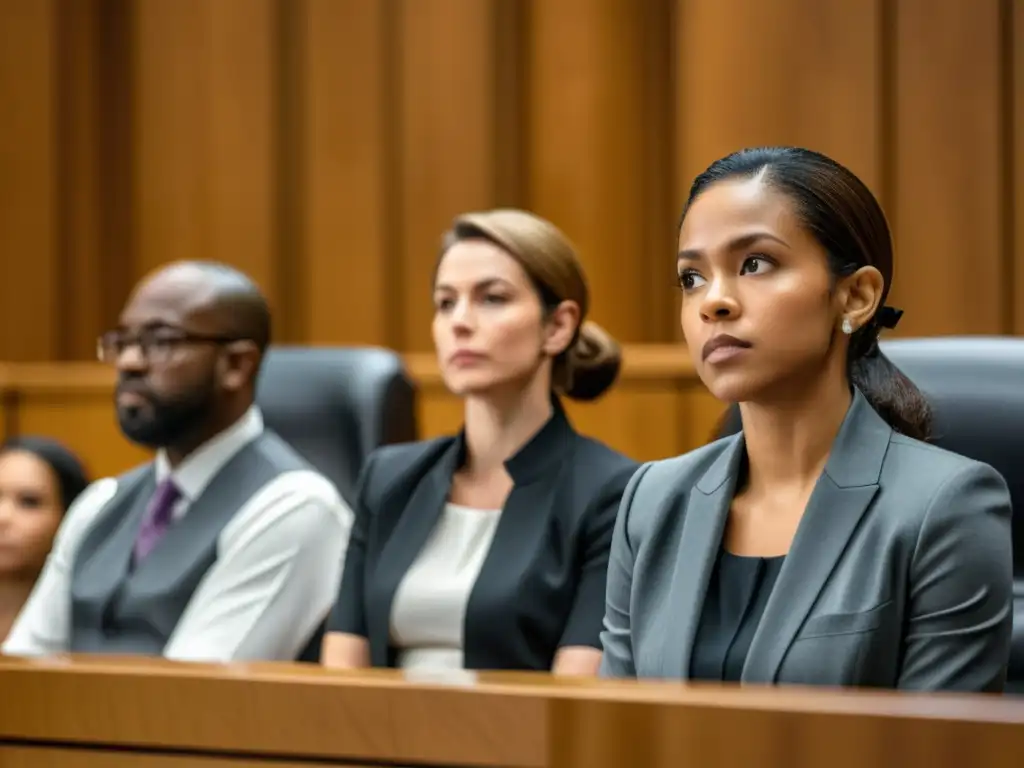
top-left (842, 291), bottom-right (932, 443)
top-left (683, 146), bottom-right (933, 441)
top-left (849, 352), bottom-right (932, 441)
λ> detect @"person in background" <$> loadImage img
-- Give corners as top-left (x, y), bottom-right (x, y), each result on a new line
top-left (2, 261), bottom-right (351, 662)
top-left (323, 209), bottom-right (639, 675)
top-left (0, 437), bottom-right (89, 642)
top-left (600, 146), bottom-right (1013, 691)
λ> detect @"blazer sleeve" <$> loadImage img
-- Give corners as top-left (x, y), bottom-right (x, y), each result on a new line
top-left (897, 462), bottom-right (1014, 692)
top-left (598, 463), bottom-right (650, 678)
top-left (558, 463), bottom-right (637, 650)
top-left (326, 452), bottom-right (379, 637)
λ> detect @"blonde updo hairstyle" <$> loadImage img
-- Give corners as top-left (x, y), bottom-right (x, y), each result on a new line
top-left (437, 209), bottom-right (621, 402)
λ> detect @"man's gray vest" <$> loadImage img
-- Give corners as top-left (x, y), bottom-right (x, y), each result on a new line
top-left (70, 431), bottom-right (308, 655)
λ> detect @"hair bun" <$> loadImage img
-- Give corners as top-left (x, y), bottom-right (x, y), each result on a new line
top-left (562, 321), bottom-right (622, 402)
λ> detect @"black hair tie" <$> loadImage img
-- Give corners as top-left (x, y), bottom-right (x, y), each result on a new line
top-left (876, 305), bottom-right (903, 330)
top-left (859, 305), bottom-right (903, 359)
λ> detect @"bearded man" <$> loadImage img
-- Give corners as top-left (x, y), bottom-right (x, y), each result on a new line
top-left (3, 262), bottom-right (351, 662)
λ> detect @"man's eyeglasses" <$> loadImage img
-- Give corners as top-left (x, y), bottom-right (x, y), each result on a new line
top-left (96, 328), bottom-right (241, 365)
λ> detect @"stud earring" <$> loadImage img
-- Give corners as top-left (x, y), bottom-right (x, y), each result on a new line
top-left (841, 317), bottom-right (854, 335)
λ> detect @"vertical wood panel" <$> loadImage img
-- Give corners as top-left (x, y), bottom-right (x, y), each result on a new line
top-left (207, 0), bottom-right (278, 294)
top-left (673, 0), bottom-right (882, 341)
top-left (396, 0), bottom-right (515, 351)
top-left (0, 0), bottom-right (1021, 370)
top-left (133, 0), bottom-right (209, 274)
top-left (528, 0), bottom-right (673, 343)
top-left (1012, 0), bottom-right (1024, 334)
top-left (93, 0), bottom-right (136, 341)
top-left (55, 0), bottom-right (134, 357)
top-left (56, 0), bottom-right (102, 359)
top-left (0, 0), bottom-right (57, 361)
top-left (675, 0), bottom-right (883, 205)
top-left (638, 0), bottom-right (677, 342)
top-left (296, 0), bottom-right (395, 346)
top-left (890, 0), bottom-right (1005, 336)
top-left (133, 0), bottom-right (278, 305)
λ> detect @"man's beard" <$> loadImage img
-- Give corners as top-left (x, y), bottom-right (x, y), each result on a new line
top-left (116, 381), bottom-right (216, 449)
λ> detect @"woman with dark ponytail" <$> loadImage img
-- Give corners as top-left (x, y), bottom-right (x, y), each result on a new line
top-left (0, 437), bottom-right (89, 642)
top-left (600, 147), bottom-right (1013, 691)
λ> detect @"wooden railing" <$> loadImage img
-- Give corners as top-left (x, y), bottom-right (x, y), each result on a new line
top-left (0, 345), bottom-right (720, 479)
top-left (0, 655), bottom-right (1022, 767)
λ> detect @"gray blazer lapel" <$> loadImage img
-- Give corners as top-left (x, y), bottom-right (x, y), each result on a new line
top-left (742, 390), bottom-right (890, 683)
top-left (665, 435), bottom-right (744, 678)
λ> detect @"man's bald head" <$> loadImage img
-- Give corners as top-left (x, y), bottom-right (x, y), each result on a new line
top-left (112, 261), bottom-right (273, 454)
top-left (130, 261), bottom-right (272, 353)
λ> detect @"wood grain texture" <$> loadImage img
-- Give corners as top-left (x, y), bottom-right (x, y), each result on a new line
top-left (0, 346), bottom-right (712, 478)
top-left (889, 0), bottom-right (1006, 336)
top-left (0, 656), bottom-right (1022, 768)
top-left (0, 0), bottom-right (58, 361)
top-left (0, 0), bottom-right (1019, 360)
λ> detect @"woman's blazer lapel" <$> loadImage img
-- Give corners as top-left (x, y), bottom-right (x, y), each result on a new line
top-left (655, 390), bottom-right (892, 682)
top-left (742, 391), bottom-right (891, 683)
top-left (364, 400), bottom-right (577, 668)
top-left (367, 439), bottom-right (461, 667)
top-left (660, 435), bottom-right (744, 678)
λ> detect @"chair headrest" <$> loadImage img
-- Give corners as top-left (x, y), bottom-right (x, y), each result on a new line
top-left (255, 346), bottom-right (417, 504)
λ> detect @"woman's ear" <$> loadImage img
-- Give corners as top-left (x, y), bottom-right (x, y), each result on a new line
top-left (543, 300), bottom-right (581, 357)
top-left (836, 265), bottom-right (884, 332)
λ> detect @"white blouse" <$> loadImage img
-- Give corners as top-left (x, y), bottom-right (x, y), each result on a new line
top-left (389, 503), bottom-right (502, 670)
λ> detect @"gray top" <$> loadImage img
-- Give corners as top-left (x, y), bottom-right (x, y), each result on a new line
top-left (600, 390), bottom-right (1014, 692)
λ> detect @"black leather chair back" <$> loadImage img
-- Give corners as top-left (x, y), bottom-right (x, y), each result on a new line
top-left (715, 336), bottom-right (1024, 690)
top-left (877, 338), bottom-right (1024, 572)
top-left (256, 346), bottom-right (418, 507)
top-left (255, 345), bottom-right (418, 661)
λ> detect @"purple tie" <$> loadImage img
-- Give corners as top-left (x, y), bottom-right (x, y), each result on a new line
top-left (134, 478), bottom-right (181, 564)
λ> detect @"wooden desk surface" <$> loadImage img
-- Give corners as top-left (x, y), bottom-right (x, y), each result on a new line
top-left (1, 655), bottom-right (1023, 767)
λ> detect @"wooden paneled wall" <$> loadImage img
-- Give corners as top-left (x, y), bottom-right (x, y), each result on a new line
top-left (0, 346), bottom-right (720, 479)
top-left (0, 0), bottom-right (1021, 363)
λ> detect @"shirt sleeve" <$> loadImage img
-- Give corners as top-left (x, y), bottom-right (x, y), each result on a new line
top-left (2, 478), bottom-right (119, 657)
top-left (162, 471), bottom-right (353, 662)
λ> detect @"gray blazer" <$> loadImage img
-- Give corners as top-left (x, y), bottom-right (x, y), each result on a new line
top-left (599, 390), bottom-right (1014, 691)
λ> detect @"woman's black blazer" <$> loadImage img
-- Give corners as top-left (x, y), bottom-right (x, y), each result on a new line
top-left (328, 402), bottom-right (639, 670)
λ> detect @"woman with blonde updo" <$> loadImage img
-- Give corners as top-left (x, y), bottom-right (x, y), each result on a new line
top-left (323, 209), bottom-right (638, 674)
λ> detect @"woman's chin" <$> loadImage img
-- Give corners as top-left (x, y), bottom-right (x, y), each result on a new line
top-left (701, 370), bottom-right (761, 405)
top-left (442, 370), bottom-right (500, 398)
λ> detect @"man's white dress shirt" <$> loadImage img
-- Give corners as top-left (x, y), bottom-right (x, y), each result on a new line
top-left (2, 407), bottom-right (352, 662)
